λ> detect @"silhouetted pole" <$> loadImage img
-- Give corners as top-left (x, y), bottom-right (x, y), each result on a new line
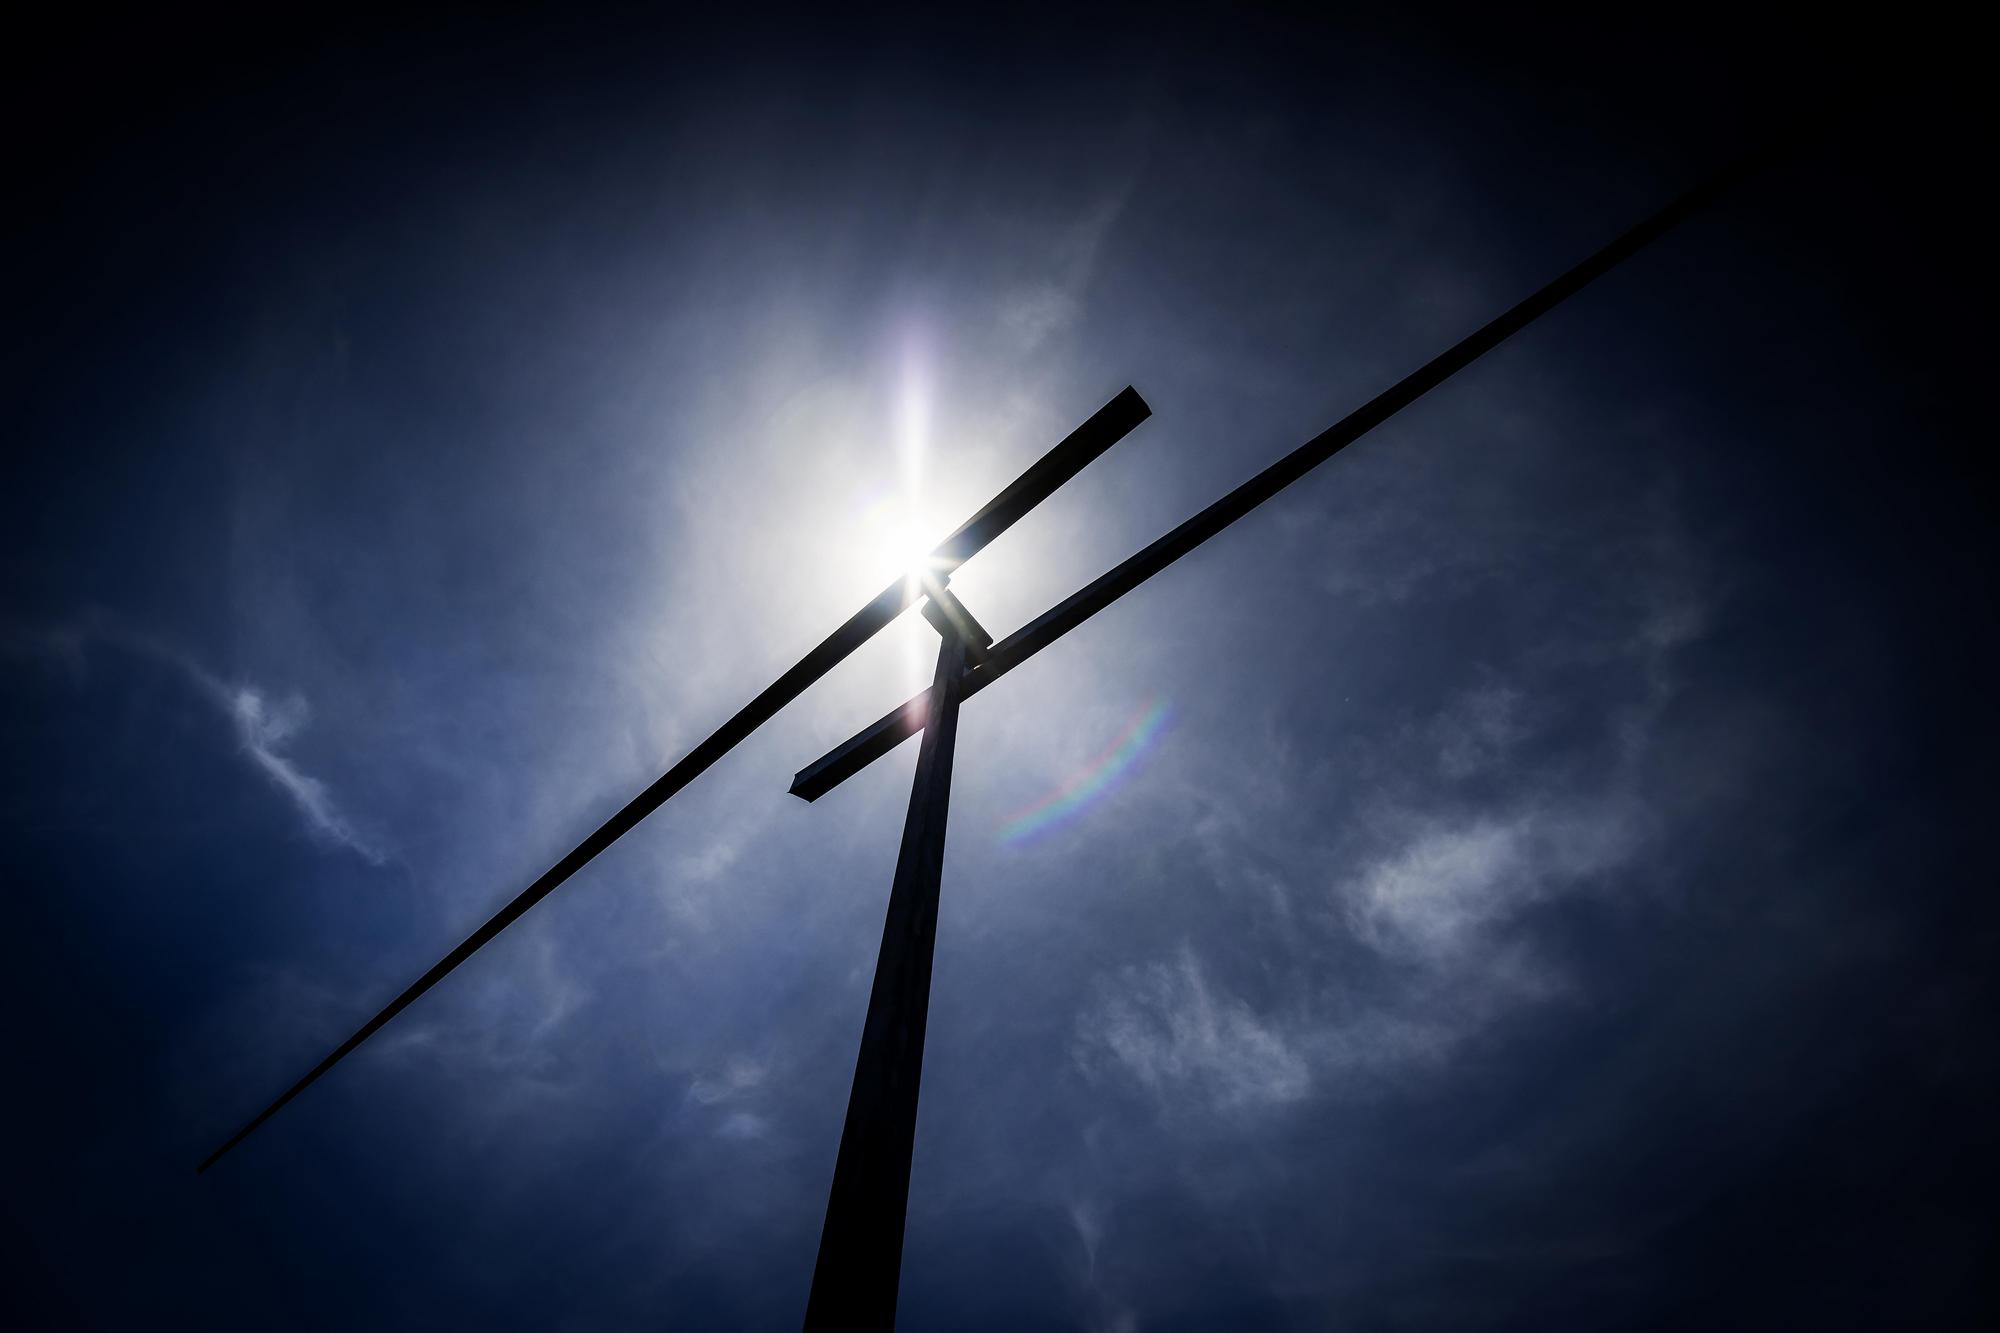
top-left (803, 618), bottom-right (971, 1331)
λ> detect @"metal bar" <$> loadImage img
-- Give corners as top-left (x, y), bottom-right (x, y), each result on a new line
top-left (927, 387), bottom-right (1149, 569)
top-left (198, 387), bottom-right (1150, 1174)
top-left (917, 578), bottom-right (993, 652)
top-left (802, 627), bottom-right (969, 1331)
top-left (789, 136), bottom-right (1791, 803)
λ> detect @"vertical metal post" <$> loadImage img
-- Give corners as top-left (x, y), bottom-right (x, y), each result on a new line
top-left (803, 626), bottom-right (968, 1331)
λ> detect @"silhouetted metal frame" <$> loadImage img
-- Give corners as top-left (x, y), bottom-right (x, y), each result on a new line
top-left (198, 108), bottom-right (1818, 1202)
top-left (775, 129), bottom-right (1807, 1325)
top-left (789, 135), bottom-right (1796, 803)
top-left (197, 387), bottom-right (1151, 1173)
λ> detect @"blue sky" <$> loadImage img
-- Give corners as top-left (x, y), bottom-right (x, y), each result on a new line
top-left (3, 9), bottom-right (1992, 1329)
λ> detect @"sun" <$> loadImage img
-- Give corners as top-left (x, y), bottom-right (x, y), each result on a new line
top-left (830, 488), bottom-right (959, 694)
top-left (853, 491), bottom-right (954, 588)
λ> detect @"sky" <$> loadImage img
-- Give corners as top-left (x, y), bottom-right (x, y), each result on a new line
top-left (3, 8), bottom-right (1993, 1330)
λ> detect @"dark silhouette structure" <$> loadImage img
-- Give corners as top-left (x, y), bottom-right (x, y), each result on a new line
top-left (195, 388), bottom-right (1152, 1175)
top-left (802, 580), bottom-right (984, 1329)
top-left (198, 131), bottom-right (1805, 1330)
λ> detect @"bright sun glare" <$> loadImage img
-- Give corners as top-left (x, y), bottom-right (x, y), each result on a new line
top-left (855, 494), bottom-right (952, 586)
top-left (842, 490), bottom-right (957, 694)
top-left (831, 332), bottom-right (970, 691)
top-left (846, 334), bottom-right (951, 590)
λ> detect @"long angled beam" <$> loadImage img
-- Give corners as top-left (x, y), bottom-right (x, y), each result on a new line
top-left (790, 138), bottom-right (1789, 803)
top-left (197, 386), bottom-right (1150, 1173)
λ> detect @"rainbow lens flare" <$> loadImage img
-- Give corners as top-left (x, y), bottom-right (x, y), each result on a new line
top-left (998, 699), bottom-right (1172, 846)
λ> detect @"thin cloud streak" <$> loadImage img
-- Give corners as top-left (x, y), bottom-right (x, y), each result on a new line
top-left (15, 610), bottom-right (389, 864)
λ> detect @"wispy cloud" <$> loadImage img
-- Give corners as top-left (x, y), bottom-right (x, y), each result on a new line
top-left (1345, 799), bottom-right (1638, 962)
top-left (1077, 484), bottom-right (1707, 1122)
top-left (371, 932), bottom-right (591, 1089)
top-left (219, 685), bottom-right (386, 864)
top-left (1065, 1196), bottom-right (1139, 1333)
top-left (1075, 945), bottom-right (1310, 1114)
top-left (998, 187), bottom-right (1136, 351)
top-left (686, 1054), bottom-right (766, 1107)
top-left (12, 610), bottom-right (388, 864)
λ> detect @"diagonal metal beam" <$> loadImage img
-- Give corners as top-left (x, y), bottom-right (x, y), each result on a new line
top-left (789, 137), bottom-right (1793, 803)
top-left (197, 386), bottom-right (1150, 1174)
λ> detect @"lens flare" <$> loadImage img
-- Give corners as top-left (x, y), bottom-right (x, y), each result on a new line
top-left (999, 699), bottom-right (1173, 846)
